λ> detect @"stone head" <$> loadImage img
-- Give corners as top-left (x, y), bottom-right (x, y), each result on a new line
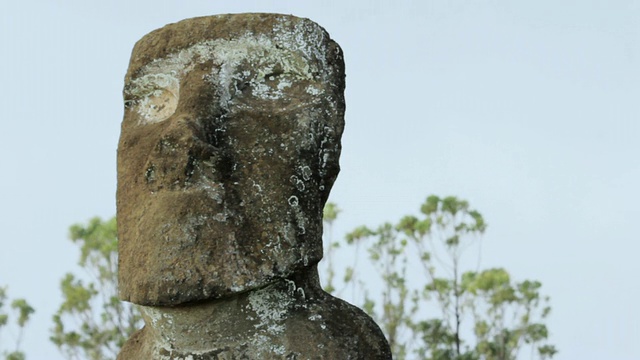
top-left (117, 14), bottom-right (345, 306)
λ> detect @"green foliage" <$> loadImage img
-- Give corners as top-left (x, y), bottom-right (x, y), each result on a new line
top-left (0, 286), bottom-right (34, 360)
top-left (323, 202), bottom-right (341, 223)
top-left (50, 216), bottom-right (143, 360)
top-left (322, 195), bottom-right (557, 360)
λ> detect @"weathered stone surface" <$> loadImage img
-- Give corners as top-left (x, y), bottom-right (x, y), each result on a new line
top-left (117, 13), bottom-right (391, 359)
top-left (118, 13), bottom-right (344, 306)
top-left (118, 269), bottom-right (391, 359)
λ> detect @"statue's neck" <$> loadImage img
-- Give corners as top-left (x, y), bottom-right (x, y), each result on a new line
top-left (139, 267), bottom-right (322, 354)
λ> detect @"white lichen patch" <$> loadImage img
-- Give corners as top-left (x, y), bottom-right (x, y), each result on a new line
top-left (246, 284), bottom-right (297, 355)
top-left (307, 312), bottom-right (329, 332)
top-left (207, 32), bottom-right (321, 108)
top-left (300, 166), bottom-right (313, 181)
top-left (126, 16), bottom-right (335, 125)
top-left (261, 236), bottom-right (284, 257)
top-left (140, 306), bottom-right (179, 355)
top-left (290, 175), bottom-right (305, 191)
top-left (127, 74), bottom-right (180, 124)
top-left (288, 195), bottom-right (299, 207)
top-left (305, 85), bottom-right (323, 95)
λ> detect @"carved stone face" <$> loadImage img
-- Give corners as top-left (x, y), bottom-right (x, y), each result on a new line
top-left (117, 14), bottom-right (345, 306)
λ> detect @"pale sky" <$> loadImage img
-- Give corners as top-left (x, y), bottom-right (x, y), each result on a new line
top-left (1, 1), bottom-right (638, 359)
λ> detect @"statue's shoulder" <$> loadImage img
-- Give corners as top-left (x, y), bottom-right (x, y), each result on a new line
top-left (282, 291), bottom-right (393, 360)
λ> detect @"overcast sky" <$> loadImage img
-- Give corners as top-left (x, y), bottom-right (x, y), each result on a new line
top-left (1, 1), bottom-right (638, 359)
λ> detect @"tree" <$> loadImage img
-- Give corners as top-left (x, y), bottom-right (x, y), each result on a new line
top-left (50, 216), bottom-right (143, 360)
top-left (321, 195), bottom-right (557, 360)
top-left (0, 286), bottom-right (34, 360)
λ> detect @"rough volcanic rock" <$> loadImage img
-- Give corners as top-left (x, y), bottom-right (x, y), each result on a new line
top-left (117, 13), bottom-right (391, 359)
top-left (118, 13), bottom-right (344, 306)
top-left (118, 269), bottom-right (391, 359)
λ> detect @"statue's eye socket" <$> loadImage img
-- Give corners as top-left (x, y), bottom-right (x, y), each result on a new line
top-left (126, 74), bottom-right (180, 125)
top-left (138, 88), bottom-right (179, 124)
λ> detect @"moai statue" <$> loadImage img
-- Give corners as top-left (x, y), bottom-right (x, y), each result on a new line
top-left (117, 14), bottom-right (392, 359)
